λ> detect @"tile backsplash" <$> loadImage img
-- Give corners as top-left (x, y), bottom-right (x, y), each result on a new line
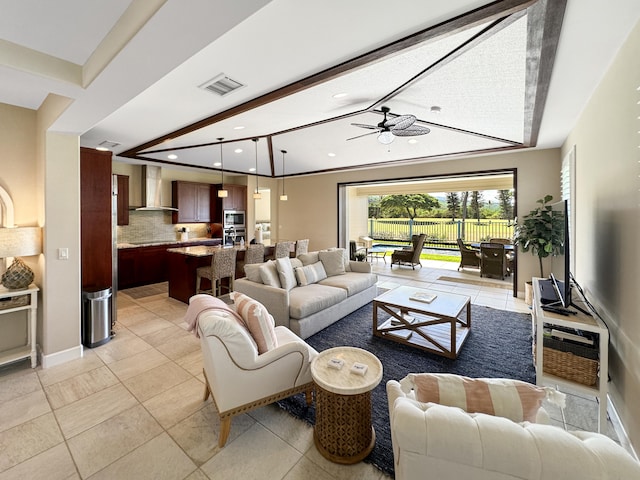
top-left (117, 210), bottom-right (209, 244)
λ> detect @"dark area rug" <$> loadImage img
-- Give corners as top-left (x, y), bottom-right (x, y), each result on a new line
top-left (276, 301), bottom-right (535, 478)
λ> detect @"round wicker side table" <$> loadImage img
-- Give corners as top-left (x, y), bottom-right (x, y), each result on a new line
top-left (310, 346), bottom-right (383, 464)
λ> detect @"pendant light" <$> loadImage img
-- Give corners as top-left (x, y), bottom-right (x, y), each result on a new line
top-left (252, 138), bottom-right (262, 200)
top-left (280, 149), bottom-right (288, 201)
top-left (217, 137), bottom-right (228, 198)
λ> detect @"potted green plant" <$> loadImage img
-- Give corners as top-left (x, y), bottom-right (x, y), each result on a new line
top-left (354, 251), bottom-right (367, 262)
top-left (514, 194), bottom-right (565, 284)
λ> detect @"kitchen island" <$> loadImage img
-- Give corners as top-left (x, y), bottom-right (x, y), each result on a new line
top-left (117, 238), bottom-right (222, 289)
top-left (166, 244), bottom-right (274, 303)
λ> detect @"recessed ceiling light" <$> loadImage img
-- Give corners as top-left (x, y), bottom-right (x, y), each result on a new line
top-left (167, 154), bottom-right (178, 160)
top-left (408, 139), bottom-right (418, 144)
top-left (96, 147), bottom-right (109, 151)
top-left (234, 148), bottom-right (243, 153)
top-left (234, 126), bottom-right (245, 130)
top-left (430, 106), bottom-right (442, 114)
top-left (328, 153), bottom-right (336, 157)
top-left (332, 93), bottom-right (348, 99)
top-left (214, 162), bottom-right (221, 167)
top-left (249, 167), bottom-right (256, 172)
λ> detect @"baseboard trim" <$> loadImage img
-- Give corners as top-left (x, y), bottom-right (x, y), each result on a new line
top-left (40, 344), bottom-right (83, 369)
top-left (608, 395), bottom-right (638, 461)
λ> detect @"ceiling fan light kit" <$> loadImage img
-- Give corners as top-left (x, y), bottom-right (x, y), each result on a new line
top-left (378, 130), bottom-right (395, 144)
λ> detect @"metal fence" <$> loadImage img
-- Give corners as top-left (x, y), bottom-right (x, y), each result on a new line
top-left (368, 218), bottom-right (515, 249)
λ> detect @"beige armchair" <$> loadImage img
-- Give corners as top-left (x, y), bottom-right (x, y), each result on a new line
top-left (193, 296), bottom-right (317, 447)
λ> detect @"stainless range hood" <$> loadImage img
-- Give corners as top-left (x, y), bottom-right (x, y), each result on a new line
top-left (135, 165), bottom-right (177, 211)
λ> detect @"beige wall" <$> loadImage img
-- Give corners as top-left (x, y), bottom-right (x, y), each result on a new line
top-left (277, 148), bottom-right (561, 294)
top-left (562, 19), bottom-right (640, 453)
top-left (0, 103), bottom-right (39, 350)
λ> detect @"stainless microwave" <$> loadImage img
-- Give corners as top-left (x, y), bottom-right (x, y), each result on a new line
top-left (223, 210), bottom-right (245, 227)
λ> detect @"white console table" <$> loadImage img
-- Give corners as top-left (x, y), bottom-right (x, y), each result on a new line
top-left (532, 278), bottom-right (609, 432)
top-left (0, 284), bottom-right (39, 368)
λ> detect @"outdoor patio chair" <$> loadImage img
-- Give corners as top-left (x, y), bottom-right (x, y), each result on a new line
top-left (391, 234), bottom-right (426, 269)
top-left (479, 242), bottom-right (508, 280)
top-left (490, 238), bottom-right (515, 274)
top-left (349, 240), bottom-right (368, 261)
top-left (456, 238), bottom-right (481, 271)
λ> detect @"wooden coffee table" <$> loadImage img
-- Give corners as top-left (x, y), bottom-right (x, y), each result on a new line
top-left (310, 346), bottom-right (383, 464)
top-left (373, 286), bottom-right (471, 359)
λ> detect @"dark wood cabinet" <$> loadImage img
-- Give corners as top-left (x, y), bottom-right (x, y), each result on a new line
top-left (81, 147), bottom-right (112, 290)
top-left (224, 184), bottom-right (246, 211)
top-left (117, 239), bottom-right (222, 289)
top-left (172, 181), bottom-right (212, 223)
top-left (214, 184), bottom-right (247, 221)
top-left (116, 175), bottom-right (129, 226)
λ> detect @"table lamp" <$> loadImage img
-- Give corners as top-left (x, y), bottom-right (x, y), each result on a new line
top-left (0, 226), bottom-right (42, 289)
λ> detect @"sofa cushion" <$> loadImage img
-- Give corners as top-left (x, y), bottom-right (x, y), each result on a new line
top-left (295, 261), bottom-right (327, 286)
top-left (259, 260), bottom-right (281, 287)
top-left (276, 257), bottom-right (297, 290)
top-left (408, 373), bottom-right (561, 423)
top-left (244, 263), bottom-right (263, 283)
top-left (298, 251), bottom-right (319, 266)
top-left (318, 249), bottom-right (346, 276)
top-left (289, 283), bottom-right (348, 319)
top-left (318, 271), bottom-right (377, 296)
top-left (230, 292), bottom-right (278, 354)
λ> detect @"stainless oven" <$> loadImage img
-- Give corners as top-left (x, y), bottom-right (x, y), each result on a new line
top-left (223, 210), bottom-right (245, 228)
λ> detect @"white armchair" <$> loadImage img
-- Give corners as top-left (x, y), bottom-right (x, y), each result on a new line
top-left (387, 375), bottom-right (640, 480)
top-left (194, 298), bottom-right (317, 447)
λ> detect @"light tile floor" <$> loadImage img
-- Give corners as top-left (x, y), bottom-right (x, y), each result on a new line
top-left (0, 259), bottom-right (630, 479)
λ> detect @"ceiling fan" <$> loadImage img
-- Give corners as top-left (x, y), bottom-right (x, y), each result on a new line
top-left (347, 106), bottom-right (431, 144)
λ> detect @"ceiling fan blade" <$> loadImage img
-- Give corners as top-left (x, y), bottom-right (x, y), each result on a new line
top-left (392, 125), bottom-right (431, 137)
top-left (346, 131), bottom-right (380, 141)
top-left (385, 114), bottom-right (416, 129)
top-left (350, 123), bottom-right (379, 130)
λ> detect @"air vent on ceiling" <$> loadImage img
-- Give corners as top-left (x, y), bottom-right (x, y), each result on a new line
top-left (97, 140), bottom-right (121, 150)
top-left (199, 74), bottom-right (245, 96)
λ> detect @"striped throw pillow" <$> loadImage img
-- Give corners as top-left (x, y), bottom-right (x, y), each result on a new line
top-left (295, 261), bottom-right (327, 286)
top-left (230, 292), bottom-right (278, 354)
top-left (409, 373), bottom-right (556, 423)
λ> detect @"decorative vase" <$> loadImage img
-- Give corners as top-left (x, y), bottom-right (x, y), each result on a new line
top-left (1, 258), bottom-right (34, 289)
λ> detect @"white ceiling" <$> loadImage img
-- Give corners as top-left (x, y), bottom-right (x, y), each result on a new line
top-left (1, 0), bottom-right (638, 177)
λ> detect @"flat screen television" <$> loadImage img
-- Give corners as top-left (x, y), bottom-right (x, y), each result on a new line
top-left (549, 199), bottom-right (571, 308)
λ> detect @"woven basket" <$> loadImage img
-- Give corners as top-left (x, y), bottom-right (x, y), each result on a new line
top-left (1, 258), bottom-right (34, 290)
top-left (541, 346), bottom-right (599, 386)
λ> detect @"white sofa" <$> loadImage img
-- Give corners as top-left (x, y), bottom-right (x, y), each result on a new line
top-left (233, 249), bottom-right (377, 339)
top-left (387, 376), bottom-right (640, 480)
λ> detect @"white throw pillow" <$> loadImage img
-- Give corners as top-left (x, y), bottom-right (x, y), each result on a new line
top-left (295, 261), bottom-right (328, 286)
top-left (259, 260), bottom-right (281, 288)
top-left (298, 252), bottom-right (319, 266)
top-left (244, 263), bottom-right (263, 283)
top-left (318, 249), bottom-right (346, 276)
top-left (276, 257), bottom-right (297, 290)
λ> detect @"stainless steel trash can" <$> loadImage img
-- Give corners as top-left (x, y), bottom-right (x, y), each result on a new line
top-left (82, 287), bottom-right (112, 348)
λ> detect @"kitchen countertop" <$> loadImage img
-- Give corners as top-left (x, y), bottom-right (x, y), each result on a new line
top-left (166, 244), bottom-right (247, 257)
top-left (117, 237), bottom-right (221, 249)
